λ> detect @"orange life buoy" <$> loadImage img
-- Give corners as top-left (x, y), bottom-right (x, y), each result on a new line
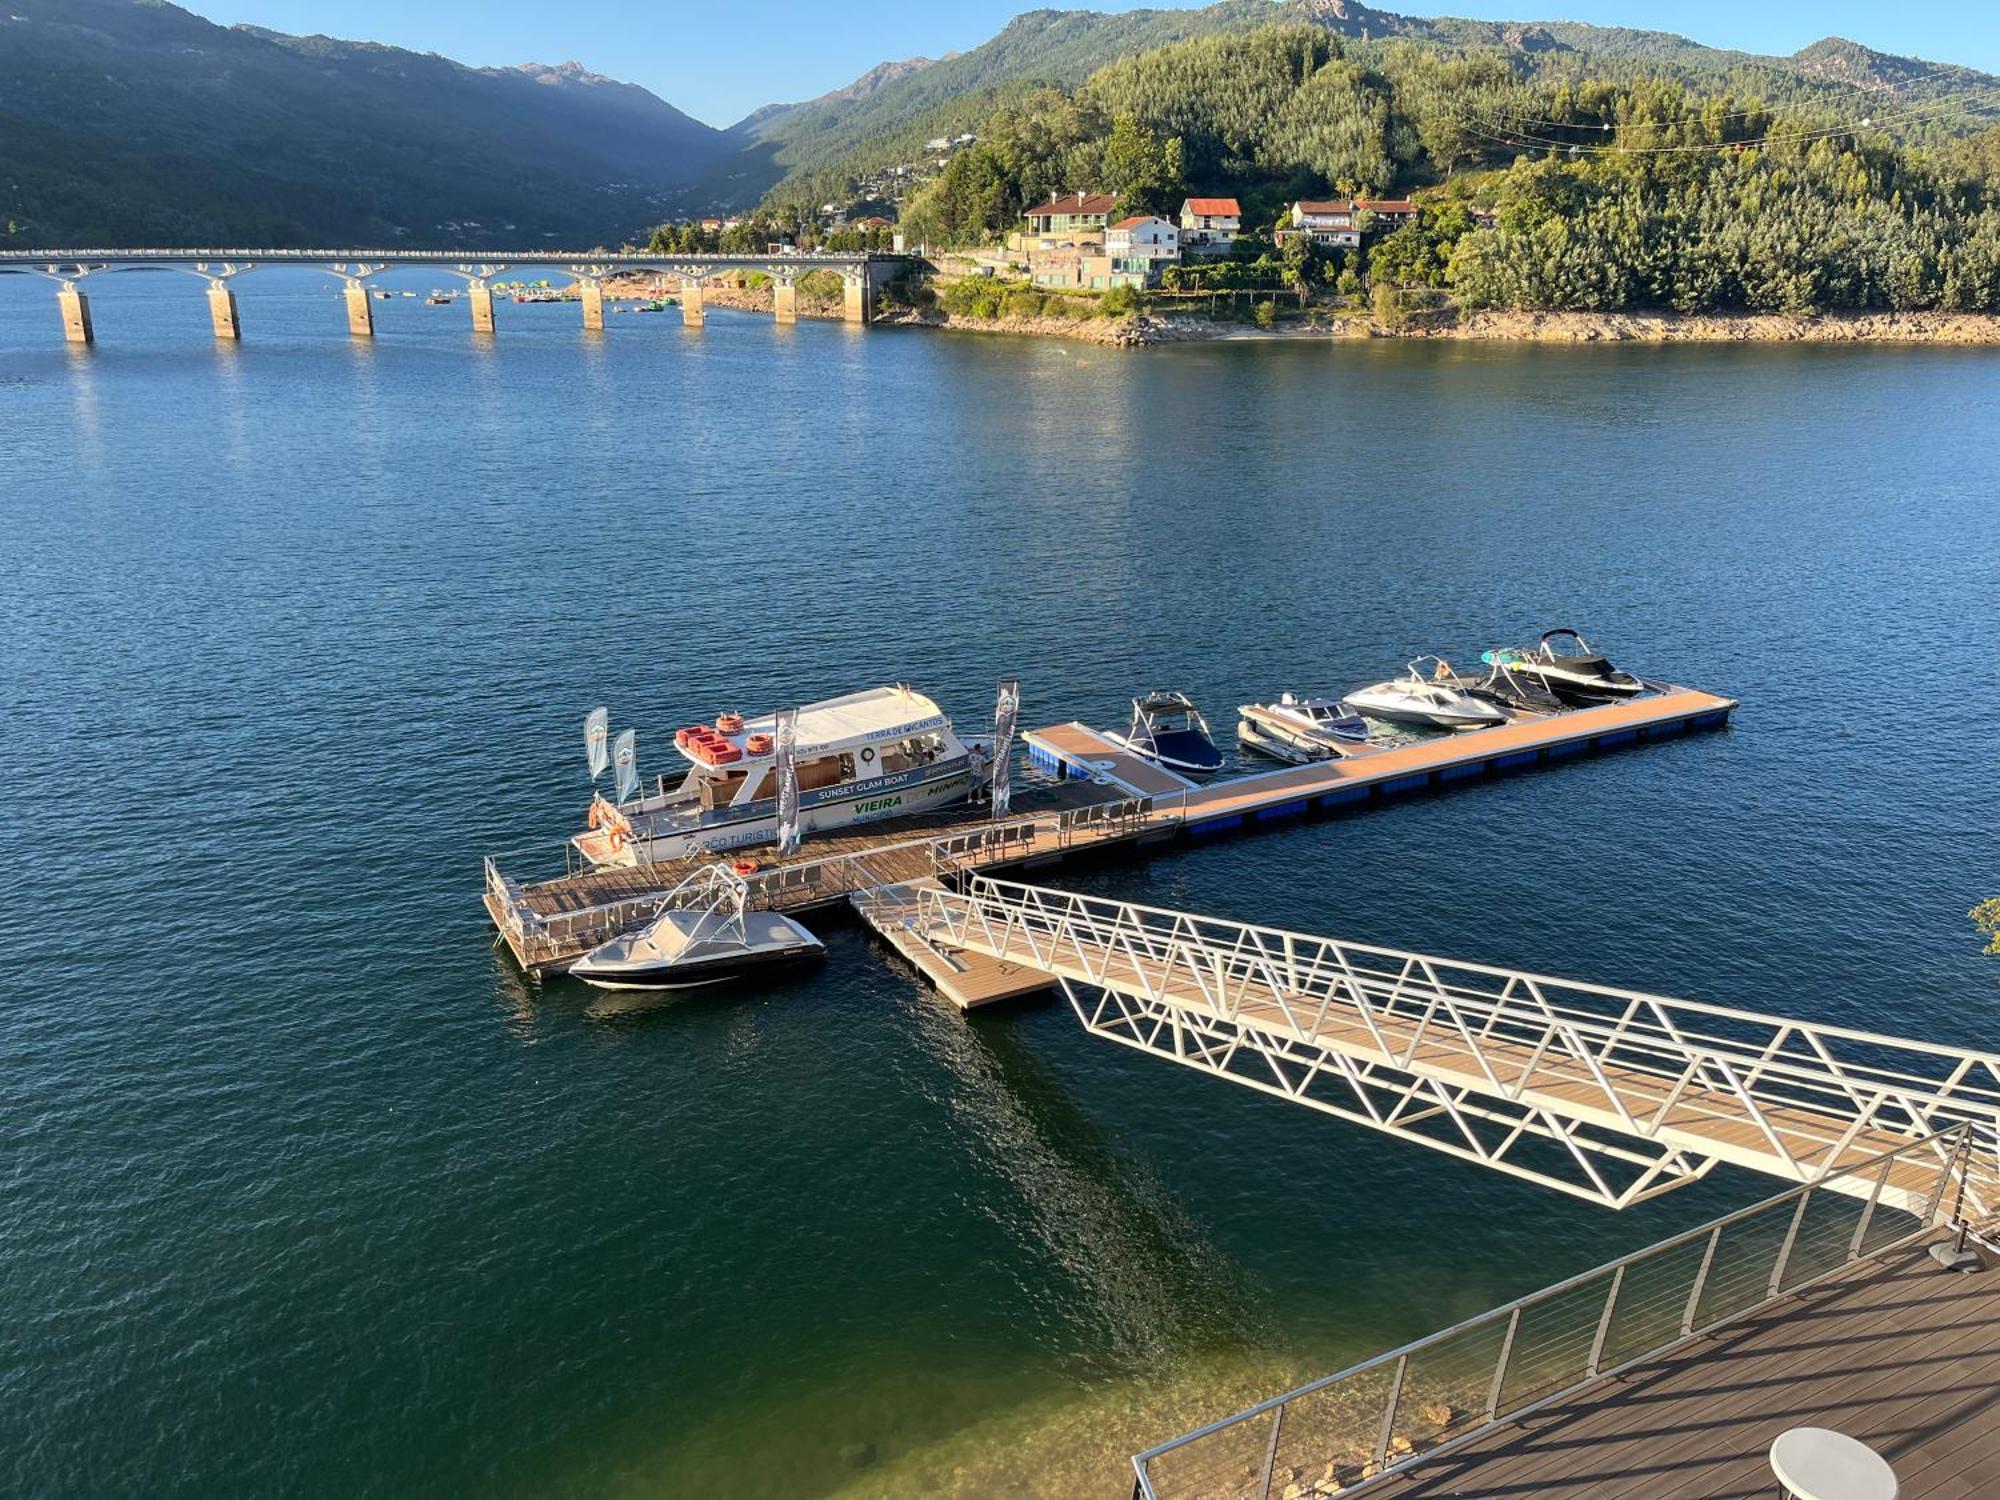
top-left (731, 857), bottom-right (760, 876)
top-left (745, 732), bottom-right (774, 755)
top-left (716, 711), bottom-right (746, 734)
top-left (609, 827), bottom-right (627, 851)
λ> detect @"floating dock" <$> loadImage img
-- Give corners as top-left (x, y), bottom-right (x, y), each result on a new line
top-left (483, 684), bottom-right (1736, 982)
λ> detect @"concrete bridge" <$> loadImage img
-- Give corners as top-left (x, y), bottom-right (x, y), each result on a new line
top-left (0, 248), bottom-right (906, 343)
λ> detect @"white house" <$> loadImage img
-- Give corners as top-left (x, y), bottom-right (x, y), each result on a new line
top-left (1105, 215), bottom-right (1180, 264)
top-left (1178, 196), bottom-right (1241, 258)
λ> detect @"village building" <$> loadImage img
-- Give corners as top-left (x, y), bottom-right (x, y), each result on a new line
top-left (1023, 192), bottom-right (1119, 241)
top-left (1178, 196), bottom-right (1241, 258)
top-left (1278, 197), bottom-right (1421, 249)
top-left (1103, 214), bottom-right (1180, 285)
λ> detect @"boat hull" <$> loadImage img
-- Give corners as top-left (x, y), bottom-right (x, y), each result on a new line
top-left (571, 943), bottom-right (824, 991)
top-left (1237, 720), bottom-right (1327, 764)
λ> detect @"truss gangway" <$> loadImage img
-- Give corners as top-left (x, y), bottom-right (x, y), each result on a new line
top-left (912, 876), bottom-right (2000, 1217)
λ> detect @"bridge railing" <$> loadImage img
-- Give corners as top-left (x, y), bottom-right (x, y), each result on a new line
top-left (916, 877), bottom-right (2000, 1209)
top-left (1130, 1124), bottom-right (1973, 1500)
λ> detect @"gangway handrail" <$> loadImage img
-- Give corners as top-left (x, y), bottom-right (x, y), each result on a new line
top-left (1130, 1124), bottom-right (1974, 1500)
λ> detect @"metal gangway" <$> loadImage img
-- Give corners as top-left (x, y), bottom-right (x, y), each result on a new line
top-left (913, 876), bottom-right (2000, 1217)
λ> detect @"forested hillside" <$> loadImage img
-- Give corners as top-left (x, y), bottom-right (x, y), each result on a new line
top-left (0, 0), bottom-right (731, 246)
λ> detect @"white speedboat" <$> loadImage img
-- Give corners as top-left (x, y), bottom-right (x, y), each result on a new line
top-left (1237, 694), bottom-right (1369, 763)
top-left (577, 684), bottom-right (978, 868)
top-left (570, 867), bottom-right (823, 989)
top-left (1511, 629), bottom-right (1645, 705)
top-left (1343, 659), bottom-right (1511, 732)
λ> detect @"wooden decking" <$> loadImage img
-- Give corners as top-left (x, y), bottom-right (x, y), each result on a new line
top-left (1025, 722), bottom-right (1198, 798)
top-left (1386, 1242), bottom-right (2000, 1500)
top-left (850, 880), bottom-right (1057, 1009)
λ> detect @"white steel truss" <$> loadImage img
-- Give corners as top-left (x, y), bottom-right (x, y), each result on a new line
top-left (915, 877), bottom-right (2000, 1215)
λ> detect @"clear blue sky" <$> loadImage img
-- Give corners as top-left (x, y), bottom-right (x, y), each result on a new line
top-left (194, 0), bottom-right (2000, 128)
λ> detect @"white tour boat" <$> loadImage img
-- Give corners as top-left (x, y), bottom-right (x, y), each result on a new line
top-left (575, 684), bottom-right (979, 868)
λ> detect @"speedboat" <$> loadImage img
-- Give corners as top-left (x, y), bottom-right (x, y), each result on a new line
top-left (576, 684), bottom-right (979, 869)
top-left (1511, 629), bottom-right (1645, 705)
top-left (1108, 691), bottom-right (1225, 780)
top-left (1238, 694), bottom-right (1369, 763)
top-left (570, 866), bottom-right (823, 990)
top-left (1439, 652), bottom-right (1568, 716)
top-left (1343, 659), bottom-right (1511, 732)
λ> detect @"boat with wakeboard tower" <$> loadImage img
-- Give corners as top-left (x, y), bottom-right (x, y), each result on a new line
top-left (576, 684), bottom-right (981, 868)
top-left (1509, 629), bottom-right (1645, 705)
top-left (1343, 658), bottom-right (1512, 732)
top-left (1106, 691), bottom-right (1225, 780)
top-left (1237, 694), bottom-right (1370, 764)
top-left (568, 865), bottom-right (825, 990)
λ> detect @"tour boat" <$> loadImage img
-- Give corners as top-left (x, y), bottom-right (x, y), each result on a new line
top-left (575, 684), bottom-right (979, 868)
top-left (569, 866), bottom-right (824, 990)
top-left (1237, 694), bottom-right (1369, 763)
top-left (1343, 660), bottom-right (1511, 732)
top-left (1510, 629), bottom-right (1645, 705)
top-left (1108, 692), bottom-right (1225, 780)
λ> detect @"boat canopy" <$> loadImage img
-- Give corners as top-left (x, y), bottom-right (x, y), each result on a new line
top-left (676, 684), bottom-right (952, 766)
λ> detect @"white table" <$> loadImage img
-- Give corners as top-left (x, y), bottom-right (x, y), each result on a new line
top-left (1769, 1427), bottom-right (1898, 1500)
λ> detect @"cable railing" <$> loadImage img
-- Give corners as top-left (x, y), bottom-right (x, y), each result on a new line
top-left (1131, 1125), bottom-right (1974, 1500)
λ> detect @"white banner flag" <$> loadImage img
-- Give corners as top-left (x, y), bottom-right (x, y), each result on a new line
top-left (584, 707), bottom-right (610, 780)
top-left (612, 729), bottom-right (638, 804)
top-left (774, 707), bottom-right (802, 857)
top-left (991, 678), bottom-right (1019, 818)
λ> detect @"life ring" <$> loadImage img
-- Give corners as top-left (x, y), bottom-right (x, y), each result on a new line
top-left (745, 732), bottom-right (774, 755)
top-left (608, 827), bottom-right (627, 851)
top-left (731, 857), bottom-right (760, 876)
top-left (716, 711), bottom-right (746, 734)
top-left (859, 745), bottom-right (876, 765)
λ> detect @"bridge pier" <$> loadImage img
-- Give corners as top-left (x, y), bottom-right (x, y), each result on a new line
top-left (344, 283), bottom-right (375, 338)
top-left (773, 275), bottom-right (798, 325)
top-left (58, 285), bottom-right (94, 345)
top-left (578, 278), bottom-right (605, 332)
top-left (842, 270), bottom-right (872, 325)
top-left (468, 280), bottom-right (496, 334)
top-left (679, 275), bottom-right (704, 328)
top-left (207, 283), bottom-right (241, 341)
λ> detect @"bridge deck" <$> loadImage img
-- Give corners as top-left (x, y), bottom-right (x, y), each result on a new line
top-left (1389, 1239), bottom-right (2000, 1500)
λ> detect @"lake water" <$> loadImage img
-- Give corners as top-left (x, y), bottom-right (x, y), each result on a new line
top-left (3, 270), bottom-right (1997, 1497)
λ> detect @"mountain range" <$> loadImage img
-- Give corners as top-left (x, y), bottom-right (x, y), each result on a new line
top-left (2, 0), bottom-right (1992, 248)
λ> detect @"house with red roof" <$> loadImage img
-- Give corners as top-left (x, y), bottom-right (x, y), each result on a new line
top-left (1178, 196), bottom-right (1242, 258)
top-left (1023, 192), bottom-right (1120, 239)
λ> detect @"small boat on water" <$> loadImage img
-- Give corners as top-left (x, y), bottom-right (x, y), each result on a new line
top-left (372, 288), bottom-right (393, 300)
top-left (570, 866), bottom-right (823, 990)
top-left (1237, 694), bottom-right (1369, 764)
top-left (426, 291), bottom-right (453, 305)
top-left (1343, 659), bottom-right (1511, 732)
top-left (1510, 629), bottom-right (1645, 706)
top-left (1436, 652), bottom-right (1568, 716)
top-left (577, 684), bottom-right (979, 868)
top-left (1107, 691), bottom-right (1225, 780)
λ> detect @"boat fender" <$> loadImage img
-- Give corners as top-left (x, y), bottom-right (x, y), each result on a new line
top-left (588, 803), bottom-right (603, 830)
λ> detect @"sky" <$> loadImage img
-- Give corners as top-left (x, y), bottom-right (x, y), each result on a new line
top-left (196, 0), bottom-right (2000, 128)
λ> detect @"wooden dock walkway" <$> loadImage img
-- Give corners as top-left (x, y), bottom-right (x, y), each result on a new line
top-left (485, 685), bottom-right (1737, 978)
top-left (1389, 1240), bottom-right (2000, 1500)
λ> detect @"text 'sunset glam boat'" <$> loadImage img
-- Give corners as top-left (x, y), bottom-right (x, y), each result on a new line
top-left (577, 685), bottom-right (978, 868)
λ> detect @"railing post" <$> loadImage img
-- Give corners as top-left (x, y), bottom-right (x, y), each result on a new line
top-left (1485, 1308), bottom-right (1520, 1420)
top-left (1768, 1188), bottom-right (1813, 1297)
top-left (1682, 1225), bottom-right (1722, 1335)
top-left (1256, 1397), bottom-right (1286, 1500)
top-left (1374, 1353), bottom-right (1409, 1468)
top-left (1586, 1265), bottom-right (1625, 1377)
top-left (1850, 1149), bottom-right (1895, 1259)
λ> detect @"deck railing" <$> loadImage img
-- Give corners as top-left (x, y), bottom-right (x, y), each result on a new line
top-left (1131, 1125), bottom-right (1974, 1500)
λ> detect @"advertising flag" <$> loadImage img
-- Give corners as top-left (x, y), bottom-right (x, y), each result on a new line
top-left (584, 708), bottom-right (610, 780)
top-left (774, 707), bottom-right (802, 857)
top-left (612, 729), bottom-right (638, 804)
top-left (991, 678), bottom-right (1019, 819)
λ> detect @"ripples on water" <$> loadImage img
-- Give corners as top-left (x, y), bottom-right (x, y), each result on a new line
top-left (2, 272), bottom-right (1997, 1496)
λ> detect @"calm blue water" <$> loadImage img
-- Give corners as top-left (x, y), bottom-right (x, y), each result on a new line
top-left (3, 270), bottom-right (1997, 1497)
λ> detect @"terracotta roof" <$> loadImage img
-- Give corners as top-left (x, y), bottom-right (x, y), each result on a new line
top-left (1295, 199), bottom-right (1354, 215)
top-left (1182, 196), bottom-right (1241, 216)
top-left (1109, 215), bottom-right (1166, 230)
top-left (1023, 192), bottom-right (1118, 217)
top-left (1356, 198), bottom-right (1417, 213)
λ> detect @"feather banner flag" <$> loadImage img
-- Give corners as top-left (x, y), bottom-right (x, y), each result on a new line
top-left (612, 729), bottom-right (638, 804)
top-left (991, 678), bottom-right (1019, 819)
top-left (584, 708), bottom-right (610, 780)
top-left (774, 707), bottom-right (802, 857)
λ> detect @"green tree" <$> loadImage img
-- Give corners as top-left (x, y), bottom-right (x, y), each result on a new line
top-left (1974, 899), bottom-right (2000, 956)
